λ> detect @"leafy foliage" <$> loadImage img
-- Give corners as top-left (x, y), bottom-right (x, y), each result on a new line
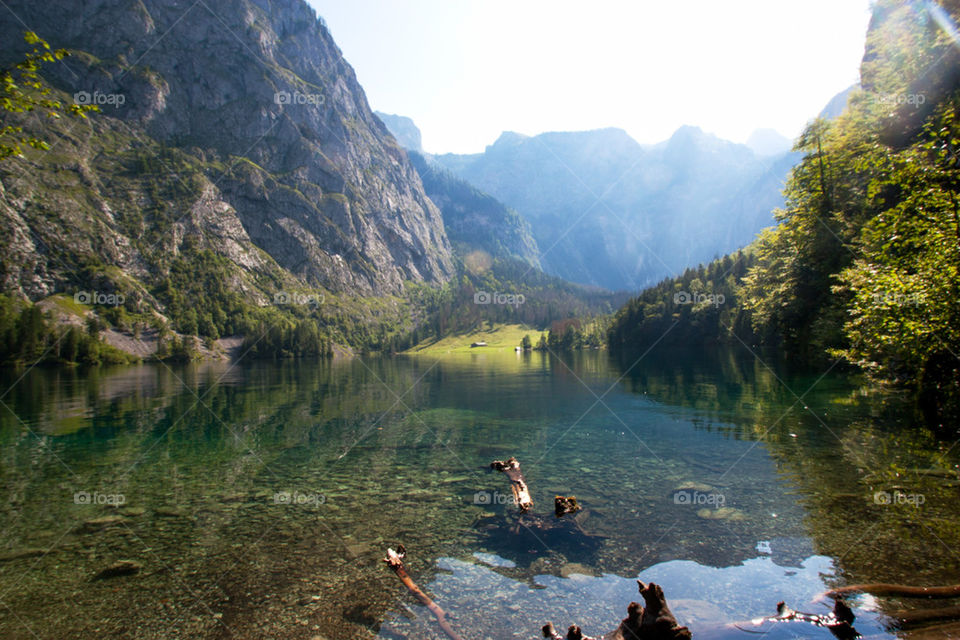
top-left (607, 251), bottom-right (756, 356)
top-left (833, 100), bottom-right (960, 429)
top-left (1, 32), bottom-right (96, 160)
top-left (0, 295), bottom-right (136, 365)
top-left (608, 0), bottom-right (960, 430)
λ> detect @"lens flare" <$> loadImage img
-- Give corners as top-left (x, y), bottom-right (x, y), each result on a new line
top-left (925, 0), bottom-right (960, 50)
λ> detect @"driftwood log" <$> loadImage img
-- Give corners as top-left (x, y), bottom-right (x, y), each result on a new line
top-left (490, 457), bottom-right (534, 512)
top-left (739, 599), bottom-right (859, 640)
top-left (886, 605), bottom-right (960, 627)
top-left (823, 582), bottom-right (960, 599)
top-left (383, 545), bottom-right (463, 640)
top-left (542, 580), bottom-right (692, 640)
top-left (555, 495), bottom-right (582, 517)
top-left (820, 582), bottom-right (960, 630)
top-left (481, 458), bottom-right (599, 560)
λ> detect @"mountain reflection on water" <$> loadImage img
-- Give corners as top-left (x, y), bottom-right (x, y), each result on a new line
top-left (0, 348), bottom-right (956, 639)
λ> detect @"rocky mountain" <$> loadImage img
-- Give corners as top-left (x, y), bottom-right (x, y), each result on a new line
top-left (372, 115), bottom-right (540, 267)
top-left (433, 126), bottom-right (799, 291)
top-left (820, 84), bottom-right (859, 119)
top-left (375, 111), bottom-right (424, 153)
top-left (0, 0), bottom-right (453, 307)
top-left (406, 151), bottom-right (541, 267)
top-left (745, 128), bottom-right (793, 156)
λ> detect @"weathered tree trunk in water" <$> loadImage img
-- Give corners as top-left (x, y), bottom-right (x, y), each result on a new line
top-left (383, 545), bottom-right (463, 640)
top-left (887, 604), bottom-right (960, 627)
top-left (555, 495), bottom-right (581, 517)
top-left (542, 580), bottom-right (692, 640)
top-left (816, 582), bottom-right (960, 633)
top-left (823, 583), bottom-right (960, 599)
top-left (894, 620), bottom-right (960, 639)
top-left (738, 599), bottom-right (859, 640)
top-left (491, 457), bottom-right (534, 512)
top-left (482, 461), bottom-right (596, 557)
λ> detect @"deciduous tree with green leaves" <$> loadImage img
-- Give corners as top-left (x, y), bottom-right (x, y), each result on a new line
top-left (833, 99), bottom-right (960, 428)
top-left (1, 31), bottom-right (97, 160)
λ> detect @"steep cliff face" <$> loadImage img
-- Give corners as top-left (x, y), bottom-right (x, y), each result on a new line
top-left (374, 114), bottom-right (541, 267)
top-left (0, 0), bottom-right (453, 300)
top-left (407, 150), bottom-right (541, 268)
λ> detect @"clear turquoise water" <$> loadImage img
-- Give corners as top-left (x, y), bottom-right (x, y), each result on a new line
top-left (0, 348), bottom-right (958, 639)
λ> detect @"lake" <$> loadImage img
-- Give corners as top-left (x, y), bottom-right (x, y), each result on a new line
top-left (1, 347), bottom-right (958, 639)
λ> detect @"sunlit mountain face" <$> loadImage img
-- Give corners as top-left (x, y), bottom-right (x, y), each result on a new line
top-left (429, 126), bottom-right (798, 291)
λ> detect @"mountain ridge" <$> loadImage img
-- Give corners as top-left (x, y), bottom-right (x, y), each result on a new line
top-left (0, 0), bottom-right (454, 304)
top-left (430, 123), bottom-right (799, 290)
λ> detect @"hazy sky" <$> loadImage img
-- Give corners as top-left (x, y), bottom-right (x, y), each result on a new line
top-left (308, 0), bottom-right (874, 154)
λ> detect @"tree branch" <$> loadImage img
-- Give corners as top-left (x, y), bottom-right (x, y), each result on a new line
top-left (490, 457), bottom-right (534, 512)
top-left (383, 545), bottom-right (463, 640)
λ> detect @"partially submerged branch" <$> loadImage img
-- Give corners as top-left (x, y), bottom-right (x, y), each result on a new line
top-left (554, 495), bottom-right (581, 518)
top-left (817, 582), bottom-right (960, 632)
top-left (491, 457), bottom-right (534, 512)
top-left (383, 545), bottom-right (463, 640)
top-left (822, 583), bottom-right (960, 599)
top-left (886, 605), bottom-right (960, 627)
top-left (740, 599), bottom-right (859, 640)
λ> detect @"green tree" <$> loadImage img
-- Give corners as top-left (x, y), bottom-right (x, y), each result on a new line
top-left (1, 32), bottom-right (97, 160)
top-left (833, 100), bottom-right (960, 428)
top-left (62, 326), bottom-right (80, 363)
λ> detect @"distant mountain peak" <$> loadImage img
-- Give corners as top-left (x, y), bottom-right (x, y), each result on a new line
top-left (746, 128), bottom-right (793, 156)
top-left (667, 125), bottom-right (716, 144)
top-left (673, 124), bottom-right (706, 136)
top-left (664, 124), bottom-right (728, 153)
top-left (434, 123), bottom-right (796, 290)
top-left (820, 84), bottom-right (859, 120)
top-left (488, 131), bottom-right (529, 150)
top-left (374, 111), bottom-right (423, 152)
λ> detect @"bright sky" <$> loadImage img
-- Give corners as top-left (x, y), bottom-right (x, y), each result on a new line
top-left (308, 0), bottom-right (874, 154)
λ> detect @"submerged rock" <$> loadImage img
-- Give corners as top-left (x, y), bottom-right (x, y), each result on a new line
top-left (673, 481), bottom-right (716, 494)
top-left (76, 515), bottom-right (125, 533)
top-left (0, 548), bottom-right (47, 562)
top-left (697, 507), bottom-right (745, 521)
top-left (560, 562), bottom-right (595, 578)
top-left (912, 467), bottom-right (957, 478)
top-left (92, 559), bottom-right (142, 580)
top-left (670, 599), bottom-right (727, 625)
